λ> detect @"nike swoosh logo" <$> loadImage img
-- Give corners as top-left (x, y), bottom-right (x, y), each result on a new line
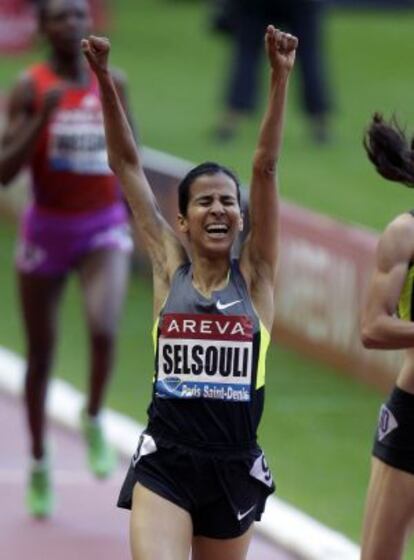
top-left (237, 505), bottom-right (255, 521)
top-left (216, 299), bottom-right (242, 310)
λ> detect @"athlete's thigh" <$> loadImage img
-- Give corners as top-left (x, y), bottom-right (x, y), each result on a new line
top-left (192, 526), bottom-right (254, 560)
top-left (18, 271), bottom-right (67, 350)
top-left (130, 482), bottom-right (192, 560)
top-left (77, 249), bottom-right (130, 333)
top-left (361, 457), bottom-right (414, 560)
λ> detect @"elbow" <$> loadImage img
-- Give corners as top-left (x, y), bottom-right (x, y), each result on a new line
top-left (107, 155), bottom-right (119, 175)
top-left (107, 155), bottom-right (124, 176)
top-left (361, 330), bottom-right (378, 349)
top-left (107, 151), bottom-right (139, 176)
top-left (253, 151), bottom-right (277, 176)
top-left (360, 321), bottom-right (383, 349)
top-left (0, 154), bottom-right (20, 185)
top-left (0, 165), bottom-right (13, 187)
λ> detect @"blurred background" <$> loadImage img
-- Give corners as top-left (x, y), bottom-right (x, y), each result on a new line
top-left (1, 0), bottom-right (414, 556)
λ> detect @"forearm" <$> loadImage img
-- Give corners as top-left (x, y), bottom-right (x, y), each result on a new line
top-left (361, 315), bottom-right (414, 350)
top-left (95, 70), bottom-right (140, 174)
top-left (246, 71), bottom-right (290, 269)
top-left (0, 115), bottom-right (45, 185)
top-left (253, 70), bottom-right (289, 172)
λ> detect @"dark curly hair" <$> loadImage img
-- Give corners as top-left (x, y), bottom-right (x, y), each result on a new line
top-left (363, 112), bottom-right (414, 187)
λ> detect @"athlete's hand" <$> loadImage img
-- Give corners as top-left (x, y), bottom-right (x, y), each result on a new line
top-left (265, 26), bottom-right (298, 75)
top-left (81, 35), bottom-right (110, 76)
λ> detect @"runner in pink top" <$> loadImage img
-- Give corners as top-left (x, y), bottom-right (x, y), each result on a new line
top-left (0, 0), bottom-right (136, 518)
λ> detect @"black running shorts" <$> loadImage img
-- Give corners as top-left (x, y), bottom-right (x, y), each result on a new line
top-left (372, 385), bottom-right (414, 475)
top-left (117, 431), bottom-right (275, 539)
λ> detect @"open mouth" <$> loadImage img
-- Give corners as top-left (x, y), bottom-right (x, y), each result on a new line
top-left (205, 223), bottom-right (230, 237)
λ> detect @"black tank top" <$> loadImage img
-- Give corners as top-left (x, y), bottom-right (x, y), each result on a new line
top-left (147, 260), bottom-right (271, 448)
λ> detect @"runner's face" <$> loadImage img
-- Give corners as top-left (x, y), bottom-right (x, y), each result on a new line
top-left (42, 0), bottom-right (92, 57)
top-left (179, 173), bottom-right (243, 256)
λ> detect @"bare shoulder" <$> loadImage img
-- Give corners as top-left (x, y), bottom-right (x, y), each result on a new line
top-left (7, 72), bottom-right (35, 113)
top-left (377, 212), bottom-right (414, 268)
top-left (387, 212), bottom-right (414, 231)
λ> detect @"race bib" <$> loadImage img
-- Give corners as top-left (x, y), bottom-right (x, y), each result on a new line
top-left (155, 313), bottom-right (253, 402)
top-left (48, 99), bottom-right (111, 175)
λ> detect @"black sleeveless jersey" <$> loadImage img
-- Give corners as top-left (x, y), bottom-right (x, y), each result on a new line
top-left (146, 260), bottom-right (271, 448)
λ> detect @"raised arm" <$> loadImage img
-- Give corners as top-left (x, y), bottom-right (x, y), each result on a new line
top-left (361, 214), bottom-right (414, 350)
top-left (81, 36), bottom-right (187, 285)
top-left (111, 68), bottom-right (140, 143)
top-left (0, 75), bottom-right (62, 186)
top-left (240, 26), bottom-right (297, 286)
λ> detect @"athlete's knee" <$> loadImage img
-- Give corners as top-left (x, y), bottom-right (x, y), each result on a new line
top-left (26, 349), bottom-right (54, 380)
top-left (90, 329), bottom-right (116, 356)
top-left (130, 538), bottom-right (187, 560)
top-left (87, 301), bottom-right (121, 338)
top-left (92, 325), bottom-right (116, 343)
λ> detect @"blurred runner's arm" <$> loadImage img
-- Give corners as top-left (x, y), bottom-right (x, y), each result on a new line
top-left (0, 76), bottom-right (62, 185)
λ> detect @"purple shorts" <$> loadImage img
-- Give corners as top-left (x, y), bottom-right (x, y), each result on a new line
top-left (16, 202), bottom-right (133, 276)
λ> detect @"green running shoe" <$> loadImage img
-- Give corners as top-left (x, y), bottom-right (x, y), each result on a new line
top-left (81, 410), bottom-right (116, 479)
top-left (26, 460), bottom-right (54, 518)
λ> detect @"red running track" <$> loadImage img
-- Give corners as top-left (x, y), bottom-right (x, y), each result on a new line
top-left (0, 392), bottom-right (297, 559)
